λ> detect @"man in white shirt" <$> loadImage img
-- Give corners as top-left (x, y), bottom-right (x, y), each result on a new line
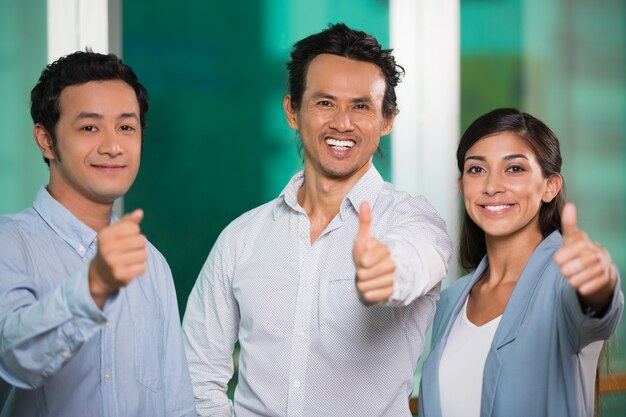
top-left (183, 23), bottom-right (452, 417)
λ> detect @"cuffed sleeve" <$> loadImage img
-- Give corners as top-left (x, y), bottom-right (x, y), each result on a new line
top-left (559, 272), bottom-right (624, 352)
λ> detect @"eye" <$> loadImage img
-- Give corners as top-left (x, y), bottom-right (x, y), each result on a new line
top-left (354, 103), bottom-right (370, 110)
top-left (466, 165), bottom-right (484, 174)
top-left (506, 165), bottom-right (525, 173)
top-left (119, 124), bottom-right (137, 132)
top-left (317, 100), bottom-right (332, 107)
top-left (80, 125), bottom-right (97, 132)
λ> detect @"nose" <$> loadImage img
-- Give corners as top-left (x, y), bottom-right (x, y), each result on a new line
top-left (483, 171), bottom-right (504, 196)
top-left (98, 129), bottom-right (123, 157)
top-left (328, 107), bottom-right (354, 132)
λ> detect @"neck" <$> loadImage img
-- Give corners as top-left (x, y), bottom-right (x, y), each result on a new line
top-left (46, 185), bottom-right (114, 232)
top-left (298, 161), bottom-right (370, 218)
top-left (483, 227), bottom-right (544, 287)
top-left (297, 161), bottom-right (371, 243)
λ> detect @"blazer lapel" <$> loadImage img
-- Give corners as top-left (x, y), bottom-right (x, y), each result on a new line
top-left (421, 259), bottom-right (488, 416)
top-left (481, 231), bottom-right (562, 416)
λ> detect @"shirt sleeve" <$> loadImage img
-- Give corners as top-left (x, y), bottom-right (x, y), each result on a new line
top-left (559, 270), bottom-right (624, 352)
top-left (183, 230), bottom-right (239, 417)
top-left (381, 196), bottom-right (453, 307)
top-left (154, 253), bottom-right (197, 417)
top-left (0, 236), bottom-right (107, 388)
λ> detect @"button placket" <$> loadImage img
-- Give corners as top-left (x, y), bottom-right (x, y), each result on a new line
top-left (285, 215), bottom-right (319, 416)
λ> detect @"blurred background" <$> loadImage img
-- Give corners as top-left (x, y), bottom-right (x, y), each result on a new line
top-left (1, 0), bottom-right (624, 414)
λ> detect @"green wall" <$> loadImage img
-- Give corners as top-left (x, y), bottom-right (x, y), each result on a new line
top-left (123, 0), bottom-right (391, 315)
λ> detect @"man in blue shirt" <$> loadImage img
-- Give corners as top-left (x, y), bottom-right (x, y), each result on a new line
top-left (0, 51), bottom-right (196, 416)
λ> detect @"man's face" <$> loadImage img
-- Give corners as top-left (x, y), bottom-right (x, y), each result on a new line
top-left (37, 80), bottom-right (142, 207)
top-left (284, 54), bottom-right (394, 181)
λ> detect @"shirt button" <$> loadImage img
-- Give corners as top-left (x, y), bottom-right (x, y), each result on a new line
top-left (300, 232), bottom-right (308, 241)
top-left (77, 245), bottom-right (85, 254)
top-left (61, 351), bottom-right (71, 359)
top-left (298, 330), bottom-right (305, 337)
top-left (104, 321), bottom-right (111, 328)
top-left (104, 372), bottom-right (111, 381)
top-left (293, 379), bottom-right (301, 388)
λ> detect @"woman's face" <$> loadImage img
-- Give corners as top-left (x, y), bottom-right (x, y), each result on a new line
top-left (459, 131), bottom-right (560, 241)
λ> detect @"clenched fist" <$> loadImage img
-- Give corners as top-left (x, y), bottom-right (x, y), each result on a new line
top-left (353, 202), bottom-right (396, 304)
top-left (88, 209), bottom-right (148, 308)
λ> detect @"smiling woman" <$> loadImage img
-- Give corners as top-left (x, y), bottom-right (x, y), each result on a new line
top-left (418, 108), bottom-right (624, 417)
top-left (460, 130), bottom-right (562, 255)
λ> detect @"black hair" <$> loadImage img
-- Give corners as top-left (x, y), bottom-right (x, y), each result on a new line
top-left (286, 23), bottom-right (403, 118)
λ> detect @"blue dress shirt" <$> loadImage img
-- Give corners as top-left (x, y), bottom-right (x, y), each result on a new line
top-left (0, 187), bottom-right (196, 417)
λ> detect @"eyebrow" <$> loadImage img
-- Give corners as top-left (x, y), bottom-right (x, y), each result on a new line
top-left (309, 92), bottom-right (374, 104)
top-left (464, 154), bottom-right (529, 163)
top-left (74, 112), bottom-right (140, 122)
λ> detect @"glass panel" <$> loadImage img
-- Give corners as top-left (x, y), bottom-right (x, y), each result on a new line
top-left (0, 0), bottom-right (48, 213)
top-left (462, 0), bottom-right (626, 414)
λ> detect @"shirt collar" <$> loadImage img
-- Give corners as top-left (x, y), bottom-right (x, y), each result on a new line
top-left (274, 170), bottom-right (305, 220)
top-left (32, 186), bottom-right (102, 258)
top-left (273, 164), bottom-right (384, 220)
top-left (341, 164), bottom-right (384, 219)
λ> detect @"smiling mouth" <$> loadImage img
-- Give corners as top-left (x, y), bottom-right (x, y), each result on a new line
top-left (482, 204), bottom-right (513, 212)
top-left (325, 138), bottom-right (355, 151)
top-left (92, 164), bottom-right (126, 169)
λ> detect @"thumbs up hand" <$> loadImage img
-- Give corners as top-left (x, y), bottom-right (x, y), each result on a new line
top-left (89, 209), bottom-right (148, 308)
top-left (353, 202), bottom-right (396, 304)
top-left (553, 203), bottom-right (616, 313)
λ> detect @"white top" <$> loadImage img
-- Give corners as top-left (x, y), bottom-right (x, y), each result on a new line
top-left (439, 295), bottom-right (501, 417)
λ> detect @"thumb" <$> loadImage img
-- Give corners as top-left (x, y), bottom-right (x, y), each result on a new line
top-left (354, 202), bottom-right (372, 255)
top-left (561, 203), bottom-right (577, 241)
top-left (122, 208), bottom-right (144, 224)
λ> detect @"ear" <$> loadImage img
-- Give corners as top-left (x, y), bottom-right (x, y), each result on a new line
top-left (457, 176), bottom-right (464, 197)
top-left (33, 124), bottom-right (57, 162)
top-left (380, 113), bottom-right (395, 136)
top-left (542, 173), bottom-right (563, 203)
top-left (283, 95), bottom-right (299, 130)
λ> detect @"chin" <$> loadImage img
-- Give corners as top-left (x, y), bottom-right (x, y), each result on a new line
top-left (90, 187), bottom-right (130, 204)
top-left (320, 163), bottom-right (363, 180)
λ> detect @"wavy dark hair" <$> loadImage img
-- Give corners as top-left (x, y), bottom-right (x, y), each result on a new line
top-left (457, 108), bottom-right (566, 269)
top-left (286, 23), bottom-right (404, 118)
top-left (30, 50), bottom-right (149, 165)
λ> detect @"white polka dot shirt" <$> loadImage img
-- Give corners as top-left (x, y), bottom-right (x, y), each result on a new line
top-left (183, 165), bottom-right (452, 417)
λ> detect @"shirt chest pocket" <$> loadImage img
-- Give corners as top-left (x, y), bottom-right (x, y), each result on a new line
top-left (319, 277), bottom-right (396, 361)
top-left (133, 317), bottom-right (165, 391)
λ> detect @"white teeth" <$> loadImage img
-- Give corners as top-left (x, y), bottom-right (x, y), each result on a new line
top-left (484, 204), bottom-right (512, 211)
top-left (325, 138), bottom-right (354, 149)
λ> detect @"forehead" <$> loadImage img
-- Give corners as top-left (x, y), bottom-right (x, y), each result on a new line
top-left (58, 80), bottom-right (139, 117)
top-left (467, 131), bottom-right (537, 160)
top-left (303, 54), bottom-right (386, 100)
